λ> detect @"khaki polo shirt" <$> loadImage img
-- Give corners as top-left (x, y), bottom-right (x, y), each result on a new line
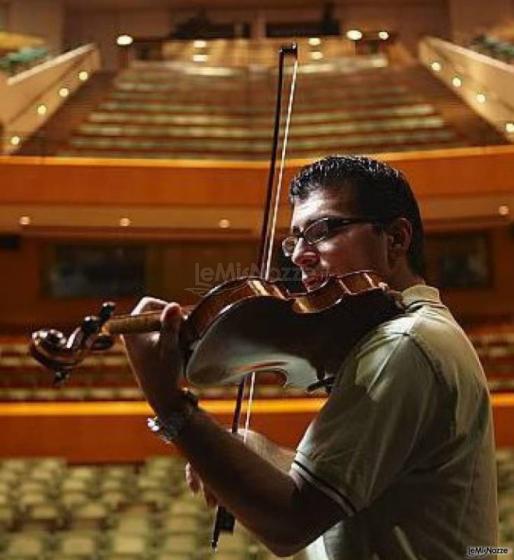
top-left (292, 285), bottom-right (498, 560)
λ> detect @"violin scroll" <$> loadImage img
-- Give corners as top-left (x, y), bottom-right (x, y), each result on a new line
top-left (30, 302), bottom-right (117, 385)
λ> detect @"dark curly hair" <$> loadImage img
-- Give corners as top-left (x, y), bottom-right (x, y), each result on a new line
top-left (289, 155), bottom-right (425, 276)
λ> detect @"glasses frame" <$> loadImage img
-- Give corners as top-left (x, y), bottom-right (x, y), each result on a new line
top-left (282, 217), bottom-right (379, 257)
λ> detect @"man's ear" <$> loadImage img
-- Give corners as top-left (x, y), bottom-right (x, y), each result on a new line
top-left (384, 217), bottom-right (412, 261)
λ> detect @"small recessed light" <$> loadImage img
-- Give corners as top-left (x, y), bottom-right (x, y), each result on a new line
top-left (119, 217), bottom-right (131, 227)
top-left (311, 51), bottom-right (323, 60)
top-left (378, 31), bottom-right (389, 40)
top-left (498, 205), bottom-right (510, 217)
top-left (218, 219), bottom-right (230, 229)
top-left (430, 61), bottom-right (442, 72)
top-left (79, 71), bottom-right (89, 82)
top-left (451, 76), bottom-right (462, 88)
top-left (193, 54), bottom-right (208, 62)
top-left (308, 37), bottom-right (321, 46)
top-left (346, 29), bottom-right (363, 41)
top-left (116, 34), bottom-right (133, 46)
top-left (19, 216), bottom-right (31, 226)
top-left (193, 40), bottom-right (207, 48)
top-left (10, 136), bottom-right (21, 146)
top-left (59, 87), bottom-right (69, 98)
top-left (37, 104), bottom-right (47, 116)
top-left (505, 122), bottom-right (514, 133)
top-left (476, 92), bottom-right (486, 103)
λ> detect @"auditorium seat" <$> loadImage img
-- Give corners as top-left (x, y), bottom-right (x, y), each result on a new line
top-left (67, 501), bottom-right (111, 530)
top-left (2, 531), bottom-right (51, 559)
top-left (52, 530), bottom-right (101, 558)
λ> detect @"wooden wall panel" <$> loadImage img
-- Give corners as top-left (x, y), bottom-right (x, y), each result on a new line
top-left (0, 400), bottom-right (320, 463)
top-left (1, 146), bottom-right (514, 208)
top-left (0, 396), bottom-right (512, 464)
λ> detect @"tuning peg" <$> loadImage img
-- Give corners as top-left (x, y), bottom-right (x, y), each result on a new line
top-left (52, 369), bottom-right (71, 387)
top-left (99, 302), bottom-right (116, 324)
top-left (42, 329), bottom-right (67, 351)
top-left (81, 315), bottom-right (101, 336)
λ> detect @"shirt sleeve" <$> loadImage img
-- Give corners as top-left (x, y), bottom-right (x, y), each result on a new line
top-left (291, 332), bottom-right (445, 516)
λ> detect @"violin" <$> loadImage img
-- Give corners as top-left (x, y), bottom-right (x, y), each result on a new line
top-left (31, 270), bottom-right (403, 390)
top-left (29, 44), bottom-right (404, 548)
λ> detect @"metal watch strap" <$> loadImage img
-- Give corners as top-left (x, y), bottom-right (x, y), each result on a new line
top-left (147, 389), bottom-right (199, 444)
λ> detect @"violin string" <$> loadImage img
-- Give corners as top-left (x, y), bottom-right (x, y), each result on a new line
top-left (244, 55), bottom-right (298, 442)
top-left (243, 372), bottom-right (256, 441)
top-left (264, 58), bottom-right (299, 279)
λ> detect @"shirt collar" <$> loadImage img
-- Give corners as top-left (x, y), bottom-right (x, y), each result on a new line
top-left (401, 284), bottom-right (442, 309)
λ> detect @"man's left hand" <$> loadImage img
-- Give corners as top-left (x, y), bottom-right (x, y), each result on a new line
top-left (122, 297), bottom-right (185, 417)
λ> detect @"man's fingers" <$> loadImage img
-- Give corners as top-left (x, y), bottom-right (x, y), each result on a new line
top-left (160, 303), bottom-right (182, 333)
top-left (159, 303), bottom-right (183, 362)
top-left (131, 296), bottom-right (168, 316)
top-left (184, 463), bottom-right (218, 508)
top-left (185, 463), bottom-right (201, 493)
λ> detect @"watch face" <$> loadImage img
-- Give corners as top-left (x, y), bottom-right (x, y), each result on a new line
top-left (148, 412), bottom-right (189, 444)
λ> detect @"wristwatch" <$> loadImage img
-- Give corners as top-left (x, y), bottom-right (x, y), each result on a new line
top-left (147, 389), bottom-right (199, 444)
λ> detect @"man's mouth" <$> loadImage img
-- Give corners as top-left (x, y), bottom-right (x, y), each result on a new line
top-left (302, 273), bottom-right (326, 292)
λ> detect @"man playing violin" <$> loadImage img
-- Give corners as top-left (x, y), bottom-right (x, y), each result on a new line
top-left (124, 155), bottom-right (498, 560)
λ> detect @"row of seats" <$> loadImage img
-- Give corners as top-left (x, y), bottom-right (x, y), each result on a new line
top-left (59, 45), bottom-right (468, 159)
top-left (3, 328), bottom-right (514, 397)
top-left (158, 36), bottom-right (356, 67)
top-left (0, 384), bottom-right (308, 402)
top-left (0, 456), bottom-right (283, 560)
top-left (2, 450), bottom-right (514, 558)
top-left (468, 326), bottom-right (514, 390)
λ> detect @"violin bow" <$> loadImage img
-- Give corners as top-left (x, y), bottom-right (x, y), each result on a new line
top-left (211, 43), bottom-right (299, 550)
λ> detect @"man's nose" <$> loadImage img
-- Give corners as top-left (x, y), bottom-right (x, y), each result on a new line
top-left (291, 238), bottom-right (319, 267)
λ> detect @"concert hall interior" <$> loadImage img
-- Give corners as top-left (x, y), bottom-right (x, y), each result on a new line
top-left (1, 0), bottom-right (514, 557)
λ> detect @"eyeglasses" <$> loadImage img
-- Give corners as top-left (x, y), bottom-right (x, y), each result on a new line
top-left (281, 217), bottom-right (377, 257)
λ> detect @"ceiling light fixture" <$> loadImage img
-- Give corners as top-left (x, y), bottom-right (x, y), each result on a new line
top-left (116, 34), bottom-right (134, 47)
top-left (346, 29), bottom-right (363, 41)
